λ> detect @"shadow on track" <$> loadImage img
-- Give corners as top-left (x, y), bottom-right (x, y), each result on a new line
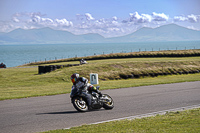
top-left (36, 110), bottom-right (80, 115)
top-left (36, 108), bottom-right (106, 115)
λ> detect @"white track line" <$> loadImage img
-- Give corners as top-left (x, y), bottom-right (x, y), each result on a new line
top-left (64, 104), bottom-right (200, 130)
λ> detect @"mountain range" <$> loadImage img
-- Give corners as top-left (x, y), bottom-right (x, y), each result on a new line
top-left (0, 24), bottom-right (200, 44)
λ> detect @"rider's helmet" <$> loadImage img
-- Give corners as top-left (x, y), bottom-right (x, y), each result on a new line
top-left (71, 73), bottom-right (79, 84)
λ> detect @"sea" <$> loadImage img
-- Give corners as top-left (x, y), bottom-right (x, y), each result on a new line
top-left (1, 41), bottom-right (200, 68)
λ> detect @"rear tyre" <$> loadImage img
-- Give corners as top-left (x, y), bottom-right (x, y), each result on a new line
top-left (102, 94), bottom-right (114, 110)
top-left (72, 97), bottom-right (88, 112)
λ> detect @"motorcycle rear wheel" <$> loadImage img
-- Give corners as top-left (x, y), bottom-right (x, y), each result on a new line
top-left (102, 94), bottom-right (114, 110)
top-left (72, 97), bottom-right (88, 112)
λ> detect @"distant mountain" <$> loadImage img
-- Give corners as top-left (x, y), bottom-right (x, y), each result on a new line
top-left (0, 28), bottom-right (105, 44)
top-left (5, 28), bottom-right (77, 43)
top-left (0, 24), bottom-right (200, 44)
top-left (107, 24), bottom-right (200, 42)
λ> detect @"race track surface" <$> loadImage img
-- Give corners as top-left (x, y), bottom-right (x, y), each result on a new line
top-left (0, 81), bottom-right (200, 133)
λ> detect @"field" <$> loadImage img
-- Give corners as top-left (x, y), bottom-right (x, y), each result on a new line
top-left (44, 108), bottom-right (200, 133)
top-left (0, 50), bottom-right (200, 100)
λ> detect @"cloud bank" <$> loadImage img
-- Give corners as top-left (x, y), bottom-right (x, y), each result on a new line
top-left (174, 14), bottom-right (200, 23)
top-left (0, 12), bottom-right (199, 37)
top-left (128, 12), bottom-right (169, 23)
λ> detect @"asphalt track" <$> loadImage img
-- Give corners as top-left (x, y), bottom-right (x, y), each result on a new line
top-left (0, 81), bottom-right (200, 133)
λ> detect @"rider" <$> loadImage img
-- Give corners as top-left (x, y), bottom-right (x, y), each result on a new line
top-left (0, 63), bottom-right (6, 68)
top-left (70, 73), bottom-right (102, 108)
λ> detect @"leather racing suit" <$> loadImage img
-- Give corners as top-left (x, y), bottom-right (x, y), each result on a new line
top-left (72, 77), bottom-right (100, 108)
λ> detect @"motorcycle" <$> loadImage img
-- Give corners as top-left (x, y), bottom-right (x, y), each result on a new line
top-left (70, 86), bottom-right (114, 112)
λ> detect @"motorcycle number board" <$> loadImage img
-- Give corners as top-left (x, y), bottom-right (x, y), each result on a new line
top-left (90, 73), bottom-right (99, 85)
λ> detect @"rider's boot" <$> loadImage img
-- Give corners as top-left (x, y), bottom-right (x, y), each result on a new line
top-left (85, 93), bottom-right (92, 111)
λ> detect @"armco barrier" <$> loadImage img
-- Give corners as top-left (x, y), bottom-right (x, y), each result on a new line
top-left (38, 64), bottom-right (80, 74)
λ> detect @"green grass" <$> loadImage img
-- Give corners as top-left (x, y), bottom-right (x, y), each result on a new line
top-left (0, 56), bottom-right (200, 100)
top-left (21, 49), bottom-right (200, 66)
top-left (44, 108), bottom-right (200, 133)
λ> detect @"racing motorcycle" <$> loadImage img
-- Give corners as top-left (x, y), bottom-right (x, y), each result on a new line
top-left (70, 86), bottom-right (114, 112)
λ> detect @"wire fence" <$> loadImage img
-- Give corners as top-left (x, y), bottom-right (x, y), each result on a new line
top-left (24, 46), bottom-right (199, 65)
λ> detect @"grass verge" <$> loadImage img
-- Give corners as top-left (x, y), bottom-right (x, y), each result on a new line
top-left (1, 56), bottom-right (200, 100)
top-left (0, 68), bottom-right (200, 100)
top-left (44, 108), bottom-right (200, 133)
top-left (22, 49), bottom-right (200, 66)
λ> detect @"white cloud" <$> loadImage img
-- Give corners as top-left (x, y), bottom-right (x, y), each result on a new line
top-left (1, 11), bottom-right (200, 37)
top-left (55, 19), bottom-right (73, 27)
top-left (152, 12), bottom-right (169, 21)
top-left (174, 16), bottom-right (188, 22)
top-left (31, 15), bottom-right (54, 24)
top-left (129, 12), bottom-right (152, 23)
top-left (12, 12), bottom-right (73, 28)
top-left (76, 13), bottom-right (95, 21)
top-left (12, 17), bottom-right (20, 22)
top-left (72, 15), bottom-right (125, 37)
top-left (174, 14), bottom-right (200, 23)
top-left (112, 16), bottom-right (118, 21)
top-left (128, 12), bottom-right (168, 23)
top-left (188, 14), bottom-right (199, 23)
top-left (85, 13), bottom-right (95, 21)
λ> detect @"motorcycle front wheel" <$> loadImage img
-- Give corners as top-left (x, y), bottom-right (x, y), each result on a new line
top-left (102, 94), bottom-right (114, 110)
top-left (72, 97), bottom-right (88, 112)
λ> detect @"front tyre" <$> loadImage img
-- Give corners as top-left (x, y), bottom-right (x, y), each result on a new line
top-left (102, 94), bottom-right (114, 110)
top-left (72, 97), bottom-right (88, 112)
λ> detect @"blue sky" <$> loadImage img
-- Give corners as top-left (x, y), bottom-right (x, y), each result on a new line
top-left (0, 0), bottom-right (200, 37)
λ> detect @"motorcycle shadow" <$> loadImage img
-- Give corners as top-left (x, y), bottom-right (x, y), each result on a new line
top-left (36, 109), bottom-right (104, 115)
top-left (36, 110), bottom-right (80, 115)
